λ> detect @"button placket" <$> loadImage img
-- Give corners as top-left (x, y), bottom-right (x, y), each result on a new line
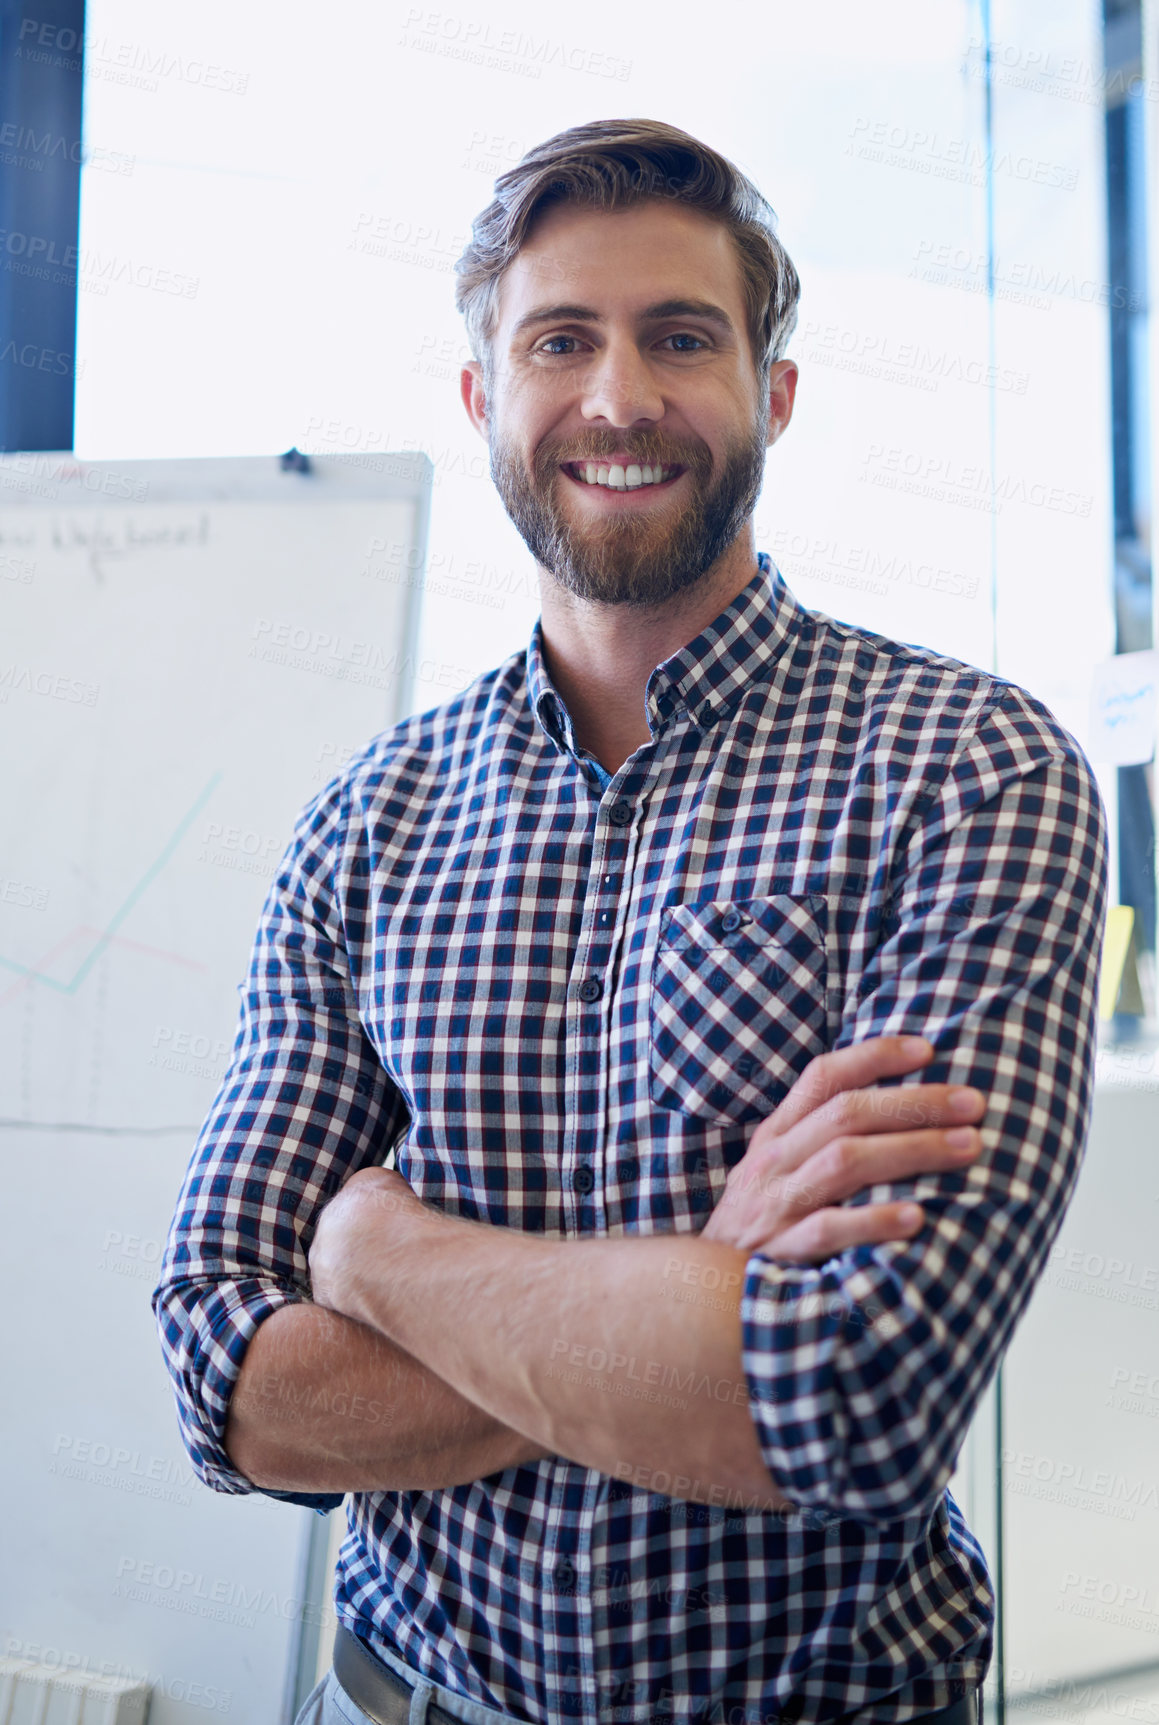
top-left (556, 756), bottom-right (652, 1714)
top-left (542, 1518), bottom-right (595, 1725)
top-left (561, 778), bottom-right (647, 1240)
top-left (561, 792), bottom-right (617, 1233)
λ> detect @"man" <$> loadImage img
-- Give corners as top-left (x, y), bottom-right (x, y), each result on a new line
top-left (153, 120), bottom-right (1107, 1725)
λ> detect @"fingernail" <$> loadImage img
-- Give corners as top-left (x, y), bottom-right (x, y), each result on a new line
top-left (945, 1127), bottom-right (975, 1150)
top-left (898, 1204), bottom-right (923, 1225)
top-left (900, 1037), bottom-right (932, 1056)
top-left (949, 1087), bottom-right (984, 1114)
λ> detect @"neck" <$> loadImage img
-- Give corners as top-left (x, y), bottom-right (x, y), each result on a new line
top-left (537, 530), bottom-right (758, 775)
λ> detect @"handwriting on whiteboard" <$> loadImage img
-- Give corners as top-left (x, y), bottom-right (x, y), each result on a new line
top-left (1088, 650), bottom-right (1159, 765)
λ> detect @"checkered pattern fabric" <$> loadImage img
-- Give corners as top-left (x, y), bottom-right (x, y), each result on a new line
top-left (154, 555), bottom-right (1107, 1725)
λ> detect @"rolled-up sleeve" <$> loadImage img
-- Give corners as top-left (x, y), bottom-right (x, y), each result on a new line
top-left (151, 779), bottom-right (409, 1508)
top-left (740, 688), bottom-right (1109, 1525)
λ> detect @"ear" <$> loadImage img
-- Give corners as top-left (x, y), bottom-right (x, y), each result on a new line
top-left (461, 361), bottom-right (488, 439)
top-left (765, 359), bottom-right (798, 449)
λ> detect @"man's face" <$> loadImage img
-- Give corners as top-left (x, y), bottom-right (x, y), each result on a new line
top-left (462, 201), bottom-right (794, 608)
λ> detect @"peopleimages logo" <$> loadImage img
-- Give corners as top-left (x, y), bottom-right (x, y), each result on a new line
top-left (1002, 1447), bottom-right (1159, 1522)
top-left (1049, 1243), bottom-right (1159, 1290)
top-left (912, 238), bottom-right (1144, 311)
top-left (0, 662), bottom-right (99, 704)
top-left (3, 1639), bottom-right (232, 1717)
top-left (16, 18), bottom-right (250, 94)
top-left (848, 116), bottom-right (1077, 189)
top-left (859, 444), bottom-right (1092, 517)
top-left (962, 32), bottom-right (1159, 106)
top-left (398, 9), bottom-right (632, 82)
top-left (113, 1556), bottom-right (332, 1631)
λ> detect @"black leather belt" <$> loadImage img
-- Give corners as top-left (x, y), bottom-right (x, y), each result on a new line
top-left (334, 1625), bottom-right (980, 1725)
top-left (334, 1625), bottom-right (463, 1725)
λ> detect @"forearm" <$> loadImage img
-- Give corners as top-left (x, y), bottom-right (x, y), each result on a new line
top-left (224, 1301), bottom-right (554, 1493)
top-left (338, 1201), bottom-right (789, 1510)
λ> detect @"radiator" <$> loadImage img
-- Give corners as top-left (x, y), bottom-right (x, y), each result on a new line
top-left (0, 1659), bottom-right (150, 1724)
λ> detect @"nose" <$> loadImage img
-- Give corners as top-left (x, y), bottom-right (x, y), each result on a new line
top-left (578, 336), bottom-right (664, 428)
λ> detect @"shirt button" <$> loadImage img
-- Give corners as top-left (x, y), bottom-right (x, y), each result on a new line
top-left (571, 1163), bottom-right (595, 1195)
top-left (721, 908), bottom-right (745, 933)
top-left (698, 701), bottom-right (715, 726)
top-left (608, 800), bottom-right (633, 826)
top-left (553, 1558), bottom-right (575, 1588)
top-left (576, 977), bottom-right (603, 1003)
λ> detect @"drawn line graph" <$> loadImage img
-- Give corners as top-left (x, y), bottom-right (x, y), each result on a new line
top-left (0, 771), bottom-right (223, 997)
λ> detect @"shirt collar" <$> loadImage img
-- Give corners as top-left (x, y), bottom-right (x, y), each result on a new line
top-left (526, 553), bottom-right (801, 756)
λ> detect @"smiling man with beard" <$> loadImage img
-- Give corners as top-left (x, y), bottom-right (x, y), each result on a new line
top-left (154, 121), bottom-right (1107, 1725)
top-left (484, 223), bottom-right (769, 616)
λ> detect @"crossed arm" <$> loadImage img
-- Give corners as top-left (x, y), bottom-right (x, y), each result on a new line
top-left (223, 1037), bottom-right (987, 1506)
top-left (182, 717), bottom-right (1107, 1519)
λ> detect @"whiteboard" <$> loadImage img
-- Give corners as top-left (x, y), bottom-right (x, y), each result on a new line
top-left (0, 453), bottom-right (431, 1725)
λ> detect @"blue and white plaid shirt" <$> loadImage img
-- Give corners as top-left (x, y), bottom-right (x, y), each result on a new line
top-left (154, 554), bottom-right (1107, 1725)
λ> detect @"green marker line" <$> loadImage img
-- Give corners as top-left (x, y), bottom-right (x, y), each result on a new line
top-left (0, 770), bottom-right (224, 993)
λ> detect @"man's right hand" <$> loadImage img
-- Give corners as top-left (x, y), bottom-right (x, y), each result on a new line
top-left (700, 1037), bottom-right (985, 1261)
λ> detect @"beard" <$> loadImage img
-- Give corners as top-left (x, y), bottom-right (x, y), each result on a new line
top-left (488, 402), bottom-right (770, 608)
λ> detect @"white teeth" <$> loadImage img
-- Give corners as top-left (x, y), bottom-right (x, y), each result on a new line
top-left (569, 461), bottom-right (675, 488)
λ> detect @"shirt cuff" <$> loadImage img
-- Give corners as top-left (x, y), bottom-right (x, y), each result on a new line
top-left (738, 1249), bottom-right (899, 1528)
top-left (155, 1274), bottom-right (345, 1514)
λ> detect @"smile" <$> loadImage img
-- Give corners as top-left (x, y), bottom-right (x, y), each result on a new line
top-left (561, 461), bottom-right (683, 491)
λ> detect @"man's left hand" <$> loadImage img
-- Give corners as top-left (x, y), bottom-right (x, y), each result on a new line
top-left (702, 1038), bottom-right (984, 1259)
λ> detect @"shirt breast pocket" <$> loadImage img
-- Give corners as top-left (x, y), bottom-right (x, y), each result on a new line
top-left (648, 894), bottom-right (829, 1126)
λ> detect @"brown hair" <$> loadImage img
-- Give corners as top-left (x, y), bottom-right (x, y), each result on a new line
top-left (453, 118), bottom-right (800, 386)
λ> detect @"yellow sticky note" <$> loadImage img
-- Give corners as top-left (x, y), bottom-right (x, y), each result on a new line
top-left (1098, 905), bottom-right (1136, 1020)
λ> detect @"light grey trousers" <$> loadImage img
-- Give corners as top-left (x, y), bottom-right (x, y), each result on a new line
top-left (293, 1669), bottom-right (378, 1725)
top-left (293, 1664), bottom-right (516, 1725)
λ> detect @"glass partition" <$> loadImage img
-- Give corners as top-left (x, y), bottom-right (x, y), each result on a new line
top-left (994, 6), bottom-right (1159, 1725)
top-left (65, 2), bottom-right (1158, 1721)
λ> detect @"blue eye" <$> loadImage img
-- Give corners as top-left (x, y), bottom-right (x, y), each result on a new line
top-left (667, 333), bottom-right (706, 351)
top-left (538, 336), bottom-right (578, 355)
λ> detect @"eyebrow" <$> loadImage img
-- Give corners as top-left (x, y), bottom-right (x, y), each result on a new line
top-left (509, 298), bottom-right (739, 339)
